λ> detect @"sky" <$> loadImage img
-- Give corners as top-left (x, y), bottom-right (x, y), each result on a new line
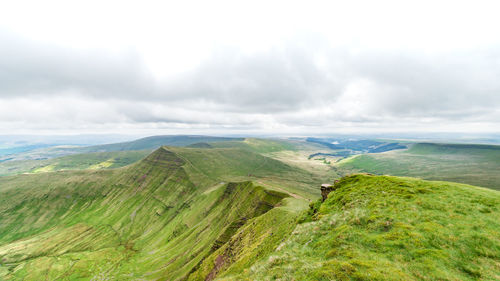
top-left (0, 0), bottom-right (500, 136)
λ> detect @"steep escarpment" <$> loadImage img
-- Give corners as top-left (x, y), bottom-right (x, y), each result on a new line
top-left (0, 147), bottom-right (293, 280)
top-left (224, 174), bottom-right (500, 280)
top-left (0, 147), bottom-right (190, 245)
top-left (189, 197), bottom-right (305, 281)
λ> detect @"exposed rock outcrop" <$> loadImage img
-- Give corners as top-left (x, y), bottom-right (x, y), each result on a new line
top-left (321, 180), bottom-right (339, 201)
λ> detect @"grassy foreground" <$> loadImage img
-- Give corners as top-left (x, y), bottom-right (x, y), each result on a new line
top-left (223, 174), bottom-right (500, 280)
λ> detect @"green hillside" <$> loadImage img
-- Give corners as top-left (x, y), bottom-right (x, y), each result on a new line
top-left (338, 143), bottom-right (500, 190)
top-left (1, 146), bottom-right (499, 280)
top-left (221, 174), bottom-right (500, 280)
top-left (0, 147), bottom-right (316, 280)
top-left (169, 146), bottom-right (319, 199)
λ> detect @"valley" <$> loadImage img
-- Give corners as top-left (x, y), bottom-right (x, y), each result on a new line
top-left (2, 2), bottom-right (499, 279)
top-left (0, 136), bottom-right (499, 280)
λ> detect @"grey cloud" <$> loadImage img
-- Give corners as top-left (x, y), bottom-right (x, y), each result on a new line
top-left (1, 29), bottom-right (500, 132)
top-left (348, 49), bottom-right (500, 116)
top-left (164, 48), bottom-right (336, 113)
top-left (0, 30), bottom-right (155, 98)
top-left (0, 30), bottom-right (341, 113)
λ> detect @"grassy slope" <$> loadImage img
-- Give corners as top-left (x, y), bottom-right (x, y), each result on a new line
top-left (210, 138), bottom-right (297, 154)
top-left (189, 197), bottom-right (308, 281)
top-left (0, 147), bottom-right (316, 280)
top-left (225, 174), bottom-right (500, 280)
top-left (170, 146), bottom-right (320, 200)
top-left (338, 143), bottom-right (500, 190)
top-left (212, 138), bottom-right (342, 191)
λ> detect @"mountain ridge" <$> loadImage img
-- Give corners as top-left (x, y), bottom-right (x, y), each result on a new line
top-left (0, 146), bottom-right (306, 280)
top-left (1, 147), bottom-right (499, 280)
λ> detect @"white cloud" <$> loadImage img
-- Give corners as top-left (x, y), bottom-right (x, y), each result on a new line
top-left (0, 0), bottom-right (499, 134)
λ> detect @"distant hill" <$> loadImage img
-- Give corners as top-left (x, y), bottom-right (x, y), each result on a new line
top-left (307, 137), bottom-right (406, 152)
top-left (75, 135), bottom-right (244, 153)
top-left (338, 142), bottom-right (500, 190)
top-left (186, 142), bottom-right (213, 148)
top-left (0, 137), bottom-right (305, 179)
top-left (0, 144), bottom-right (53, 157)
top-left (0, 150), bottom-right (151, 176)
top-left (0, 135), bottom-right (244, 162)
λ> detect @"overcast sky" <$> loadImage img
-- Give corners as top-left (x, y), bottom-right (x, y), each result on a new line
top-left (1, 0), bottom-right (499, 135)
